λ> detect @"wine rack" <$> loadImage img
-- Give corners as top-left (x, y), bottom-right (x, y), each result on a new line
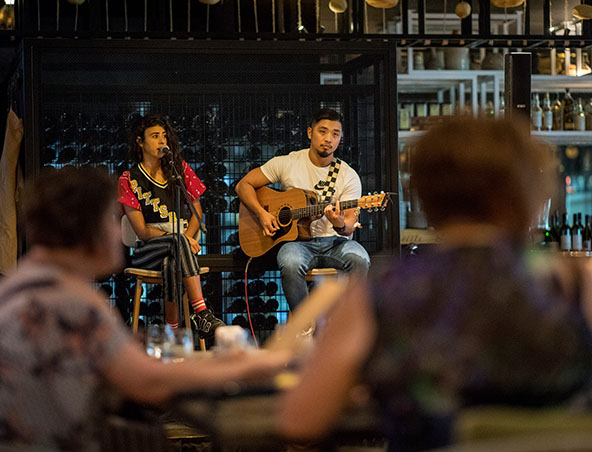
top-left (25, 39), bottom-right (397, 341)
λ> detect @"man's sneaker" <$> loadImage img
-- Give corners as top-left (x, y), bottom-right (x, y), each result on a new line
top-left (191, 308), bottom-right (225, 338)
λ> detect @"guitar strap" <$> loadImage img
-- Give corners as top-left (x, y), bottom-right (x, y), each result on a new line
top-left (319, 158), bottom-right (342, 202)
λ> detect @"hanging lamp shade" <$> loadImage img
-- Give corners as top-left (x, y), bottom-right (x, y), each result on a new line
top-left (490, 0), bottom-right (525, 8)
top-left (366, 0), bottom-right (399, 9)
top-left (573, 4), bottom-right (592, 19)
top-left (455, 1), bottom-right (471, 18)
top-left (67, 0), bottom-right (86, 4)
top-left (329, 0), bottom-right (347, 13)
top-left (0, 5), bottom-right (14, 27)
top-left (199, 0), bottom-right (221, 4)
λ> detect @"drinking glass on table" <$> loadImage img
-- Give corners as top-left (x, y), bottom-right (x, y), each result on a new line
top-left (146, 324), bottom-right (174, 360)
top-left (164, 328), bottom-right (195, 362)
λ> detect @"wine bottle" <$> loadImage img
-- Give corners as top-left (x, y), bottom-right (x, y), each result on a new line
top-left (572, 213), bottom-right (583, 251)
top-left (552, 93), bottom-right (564, 130)
top-left (545, 212), bottom-right (559, 251)
top-left (576, 98), bottom-right (586, 131)
top-left (586, 99), bottom-right (592, 130)
top-left (560, 213), bottom-right (572, 251)
top-left (399, 104), bottom-right (411, 131)
top-left (531, 93), bottom-right (543, 131)
top-left (563, 89), bottom-right (575, 131)
top-left (542, 92), bottom-right (553, 132)
top-left (584, 214), bottom-right (592, 251)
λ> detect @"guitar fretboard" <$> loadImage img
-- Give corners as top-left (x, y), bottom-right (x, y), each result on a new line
top-left (291, 200), bottom-right (359, 219)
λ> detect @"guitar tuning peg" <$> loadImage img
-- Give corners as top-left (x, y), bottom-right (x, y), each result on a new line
top-left (381, 207), bottom-right (385, 211)
top-left (380, 190), bottom-right (384, 194)
top-left (373, 191), bottom-right (377, 195)
top-left (367, 192), bottom-right (371, 196)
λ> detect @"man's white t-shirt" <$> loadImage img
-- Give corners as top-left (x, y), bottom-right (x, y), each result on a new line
top-left (260, 148), bottom-right (362, 238)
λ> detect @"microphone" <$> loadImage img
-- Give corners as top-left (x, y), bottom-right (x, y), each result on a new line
top-left (158, 145), bottom-right (171, 155)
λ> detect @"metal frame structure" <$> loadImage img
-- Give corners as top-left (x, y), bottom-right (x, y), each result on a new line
top-left (5, 0), bottom-right (592, 48)
top-left (21, 38), bottom-right (399, 269)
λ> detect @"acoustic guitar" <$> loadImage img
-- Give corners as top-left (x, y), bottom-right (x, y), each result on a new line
top-left (238, 186), bottom-right (392, 258)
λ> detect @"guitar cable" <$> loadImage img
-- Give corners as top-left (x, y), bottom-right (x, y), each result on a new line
top-left (243, 257), bottom-right (260, 349)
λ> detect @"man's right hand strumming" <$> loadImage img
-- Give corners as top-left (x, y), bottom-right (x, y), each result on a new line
top-left (258, 210), bottom-right (280, 237)
top-left (235, 167), bottom-right (279, 237)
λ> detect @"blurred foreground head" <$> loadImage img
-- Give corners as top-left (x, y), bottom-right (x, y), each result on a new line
top-left (411, 117), bottom-right (555, 240)
top-left (22, 165), bottom-right (117, 252)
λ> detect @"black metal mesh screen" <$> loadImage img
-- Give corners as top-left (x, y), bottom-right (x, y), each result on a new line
top-left (33, 42), bottom-right (392, 339)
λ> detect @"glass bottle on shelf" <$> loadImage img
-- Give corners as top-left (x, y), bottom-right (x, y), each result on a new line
top-left (572, 213), bottom-right (584, 251)
top-left (485, 100), bottom-right (495, 118)
top-left (563, 89), bottom-right (575, 131)
top-left (584, 214), bottom-right (592, 251)
top-left (576, 98), bottom-right (586, 131)
top-left (499, 94), bottom-right (505, 118)
top-left (531, 93), bottom-right (542, 131)
top-left (428, 103), bottom-right (440, 116)
top-left (416, 103), bottom-right (427, 118)
top-left (481, 100), bottom-right (494, 118)
top-left (441, 103), bottom-right (454, 116)
top-left (552, 93), bottom-right (563, 130)
top-left (542, 93), bottom-right (553, 131)
top-left (560, 212), bottom-right (572, 251)
top-left (546, 212), bottom-right (560, 251)
top-left (399, 104), bottom-right (411, 131)
top-left (586, 99), bottom-right (592, 130)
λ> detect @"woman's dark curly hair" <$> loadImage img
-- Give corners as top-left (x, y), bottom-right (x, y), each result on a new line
top-left (128, 113), bottom-right (183, 186)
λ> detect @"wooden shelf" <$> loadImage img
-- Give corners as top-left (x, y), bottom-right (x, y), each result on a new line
top-left (561, 251), bottom-right (592, 257)
top-left (533, 131), bottom-right (592, 146)
top-left (401, 228), bottom-right (439, 245)
top-left (399, 130), bottom-right (592, 147)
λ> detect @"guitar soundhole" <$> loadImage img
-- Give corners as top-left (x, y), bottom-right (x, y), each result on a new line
top-left (277, 207), bottom-right (292, 227)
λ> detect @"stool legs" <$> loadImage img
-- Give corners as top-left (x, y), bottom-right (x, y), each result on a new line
top-left (183, 293), bottom-right (191, 330)
top-left (129, 274), bottom-right (208, 351)
top-left (132, 277), bottom-right (143, 333)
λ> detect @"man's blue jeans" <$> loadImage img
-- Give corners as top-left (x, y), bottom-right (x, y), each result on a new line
top-left (276, 236), bottom-right (370, 311)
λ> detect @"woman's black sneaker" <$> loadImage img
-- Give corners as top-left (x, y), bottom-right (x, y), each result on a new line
top-left (190, 308), bottom-right (225, 338)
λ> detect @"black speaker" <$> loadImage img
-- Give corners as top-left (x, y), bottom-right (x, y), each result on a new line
top-left (504, 52), bottom-right (532, 121)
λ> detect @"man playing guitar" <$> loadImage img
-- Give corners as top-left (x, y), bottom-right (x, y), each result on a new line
top-left (235, 108), bottom-right (370, 311)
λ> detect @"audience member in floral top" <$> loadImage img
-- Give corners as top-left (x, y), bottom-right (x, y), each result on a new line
top-left (278, 118), bottom-right (592, 451)
top-left (0, 166), bottom-right (288, 451)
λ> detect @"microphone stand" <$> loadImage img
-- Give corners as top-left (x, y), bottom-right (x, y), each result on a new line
top-left (166, 155), bottom-right (205, 330)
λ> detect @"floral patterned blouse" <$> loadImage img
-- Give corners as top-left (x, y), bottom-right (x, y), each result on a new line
top-left (365, 241), bottom-right (592, 451)
top-left (0, 259), bottom-right (131, 451)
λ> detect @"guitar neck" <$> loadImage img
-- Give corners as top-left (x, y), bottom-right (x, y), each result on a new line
top-left (292, 199), bottom-right (358, 219)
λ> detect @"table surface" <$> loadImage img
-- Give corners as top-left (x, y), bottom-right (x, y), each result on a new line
top-left (172, 384), bottom-right (383, 449)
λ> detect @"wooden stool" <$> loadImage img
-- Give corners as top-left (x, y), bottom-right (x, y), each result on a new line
top-left (301, 268), bottom-right (341, 335)
top-left (305, 267), bottom-right (340, 283)
top-left (124, 266), bottom-right (209, 351)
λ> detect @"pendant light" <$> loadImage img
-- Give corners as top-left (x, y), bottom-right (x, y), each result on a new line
top-left (0, 3), bottom-right (14, 29)
top-left (366, 0), bottom-right (399, 8)
top-left (455, 1), bottom-right (471, 18)
top-left (573, 4), bottom-right (592, 20)
top-left (329, 0), bottom-right (347, 14)
top-left (199, 0), bottom-right (220, 4)
top-left (490, 0), bottom-right (525, 8)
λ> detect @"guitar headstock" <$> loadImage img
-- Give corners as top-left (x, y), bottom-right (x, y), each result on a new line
top-left (358, 191), bottom-right (392, 212)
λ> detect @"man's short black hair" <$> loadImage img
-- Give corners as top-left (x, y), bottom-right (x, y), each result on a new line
top-left (310, 108), bottom-right (343, 127)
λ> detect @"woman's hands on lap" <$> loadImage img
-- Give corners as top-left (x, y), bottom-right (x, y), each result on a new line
top-left (185, 235), bottom-right (201, 254)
